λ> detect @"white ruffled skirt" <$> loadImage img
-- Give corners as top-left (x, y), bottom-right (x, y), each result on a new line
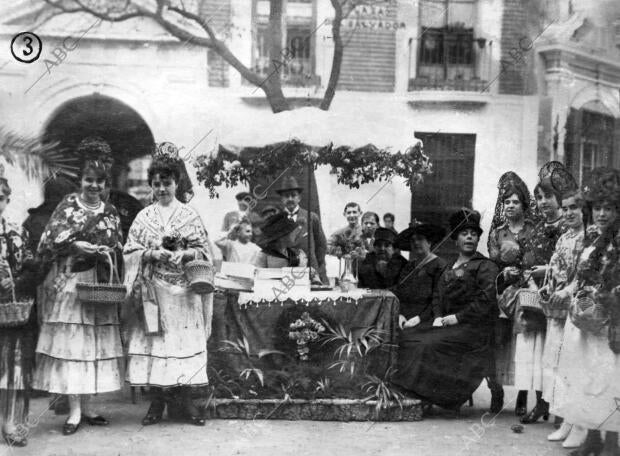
top-left (33, 261), bottom-right (123, 394)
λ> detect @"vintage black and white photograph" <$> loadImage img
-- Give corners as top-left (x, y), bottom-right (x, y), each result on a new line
top-left (0, 0), bottom-right (620, 454)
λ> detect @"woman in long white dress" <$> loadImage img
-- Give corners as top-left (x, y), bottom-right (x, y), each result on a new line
top-left (33, 160), bottom-right (124, 436)
top-left (554, 168), bottom-right (620, 455)
top-left (124, 148), bottom-right (213, 426)
top-left (541, 190), bottom-right (586, 446)
top-left (515, 171), bottom-right (565, 424)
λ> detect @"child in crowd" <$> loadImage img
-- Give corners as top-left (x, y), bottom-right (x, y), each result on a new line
top-left (215, 219), bottom-right (261, 265)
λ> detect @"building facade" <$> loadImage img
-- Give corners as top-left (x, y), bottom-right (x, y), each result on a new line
top-left (1, 0), bottom-right (616, 253)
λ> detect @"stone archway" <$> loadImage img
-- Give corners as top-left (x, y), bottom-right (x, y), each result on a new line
top-left (42, 93), bottom-right (155, 201)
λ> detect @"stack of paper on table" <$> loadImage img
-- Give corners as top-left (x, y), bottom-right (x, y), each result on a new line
top-left (215, 262), bottom-right (255, 292)
top-left (253, 267), bottom-right (310, 297)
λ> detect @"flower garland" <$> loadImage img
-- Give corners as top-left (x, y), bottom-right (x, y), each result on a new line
top-left (194, 139), bottom-right (431, 198)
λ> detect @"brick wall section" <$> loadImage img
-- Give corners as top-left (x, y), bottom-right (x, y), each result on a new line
top-left (200, 0), bottom-right (232, 87)
top-left (499, 0), bottom-right (528, 94)
top-left (337, 6), bottom-right (397, 92)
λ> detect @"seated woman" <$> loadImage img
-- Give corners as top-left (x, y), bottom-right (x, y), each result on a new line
top-left (358, 227), bottom-right (407, 289)
top-left (391, 222), bottom-right (447, 329)
top-left (255, 213), bottom-right (304, 265)
top-left (392, 209), bottom-right (499, 410)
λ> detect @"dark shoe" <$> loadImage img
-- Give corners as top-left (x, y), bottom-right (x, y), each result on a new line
top-left (520, 400), bottom-right (549, 424)
top-left (3, 431), bottom-right (27, 447)
top-left (180, 387), bottom-right (206, 426)
top-left (141, 399), bottom-right (165, 426)
top-left (568, 430), bottom-right (603, 456)
top-left (62, 419), bottom-right (81, 436)
top-left (187, 415), bottom-right (206, 426)
top-left (515, 390), bottom-right (527, 417)
top-left (490, 386), bottom-right (504, 414)
top-left (82, 415), bottom-right (109, 426)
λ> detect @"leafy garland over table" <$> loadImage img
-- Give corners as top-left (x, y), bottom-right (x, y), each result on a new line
top-left (194, 139), bottom-right (432, 198)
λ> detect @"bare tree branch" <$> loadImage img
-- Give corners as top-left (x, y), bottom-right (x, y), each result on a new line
top-left (320, 0), bottom-right (345, 110)
top-left (41, 0), bottom-right (372, 113)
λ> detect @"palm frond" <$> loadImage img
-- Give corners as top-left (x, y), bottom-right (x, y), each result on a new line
top-left (0, 128), bottom-right (79, 181)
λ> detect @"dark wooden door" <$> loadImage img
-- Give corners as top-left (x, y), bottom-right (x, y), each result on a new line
top-left (411, 132), bottom-right (476, 260)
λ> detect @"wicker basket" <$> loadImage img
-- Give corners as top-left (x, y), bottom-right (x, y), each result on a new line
top-left (569, 292), bottom-right (608, 334)
top-left (184, 256), bottom-right (215, 295)
top-left (517, 289), bottom-right (544, 313)
top-left (76, 251), bottom-right (126, 305)
top-left (0, 267), bottom-right (34, 328)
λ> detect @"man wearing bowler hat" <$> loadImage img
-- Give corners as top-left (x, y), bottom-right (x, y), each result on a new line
top-left (358, 227), bottom-right (407, 289)
top-left (276, 176), bottom-right (327, 284)
top-left (222, 191), bottom-right (253, 232)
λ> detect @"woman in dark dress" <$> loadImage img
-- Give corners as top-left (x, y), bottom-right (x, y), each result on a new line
top-left (391, 222), bottom-right (447, 329)
top-left (393, 209), bottom-right (499, 409)
top-left (487, 172), bottom-right (535, 415)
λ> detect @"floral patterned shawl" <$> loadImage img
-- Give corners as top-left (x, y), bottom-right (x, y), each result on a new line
top-left (123, 202), bottom-right (212, 291)
top-left (0, 217), bottom-right (31, 301)
top-left (37, 193), bottom-right (123, 274)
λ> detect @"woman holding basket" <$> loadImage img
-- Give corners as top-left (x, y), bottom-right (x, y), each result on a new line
top-left (487, 171), bottom-right (535, 414)
top-left (540, 189), bottom-right (585, 446)
top-left (0, 170), bottom-right (38, 447)
top-left (33, 160), bottom-right (124, 436)
top-left (553, 168), bottom-right (620, 456)
top-left (124, 143), bottom-right (213, 427)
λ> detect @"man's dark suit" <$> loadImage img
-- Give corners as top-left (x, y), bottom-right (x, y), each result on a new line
top-left (288, 207), bottom-right (328, 283)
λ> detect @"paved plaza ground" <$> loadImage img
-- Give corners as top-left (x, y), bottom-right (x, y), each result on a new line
top-left (1, 386), bottom-right (573, 456)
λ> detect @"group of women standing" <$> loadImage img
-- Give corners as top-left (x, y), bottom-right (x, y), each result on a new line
top-left (391, 162), bottom-right (620, 456)
top-left (486, 164), bottom-right (620, 456)
top-left (0, 139), bottom-right (213, 447)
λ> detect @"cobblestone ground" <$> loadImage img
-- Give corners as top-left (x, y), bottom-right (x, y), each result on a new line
top-left (0, 386), bottom-right (572, 456)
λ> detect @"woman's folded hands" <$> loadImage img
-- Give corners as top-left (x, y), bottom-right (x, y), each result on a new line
top-left (431, 314), bottom-right (458, 327)
top-left (399, 314), bottom-right (421, 329)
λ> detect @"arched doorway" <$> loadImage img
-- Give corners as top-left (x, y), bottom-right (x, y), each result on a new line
top-left (43, 93), bottom-right (155, 204)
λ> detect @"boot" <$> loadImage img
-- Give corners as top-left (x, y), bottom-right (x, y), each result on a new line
top-left (165, 387), bottom-right (185, 420)
top-left (548, 422), bottom-right (572, 441)
top-left (515, 390), bottom-right (528, 416)
top-left (520, 391), bottom-right (549, 424)
top-left (180, 387), bottom-right (205, 426)
top-left (141, 388), bottom-right (166, 426)
top-left (568, 430), bottom-right (603, 456)
top-left (488, 380), bottom-right (504, 414)
top-left (602, 431), bottom-right (620, 456)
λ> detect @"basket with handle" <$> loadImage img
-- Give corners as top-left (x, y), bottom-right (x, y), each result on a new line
top-left (0, 264), bottom-right (34, 328)
top-left (569, 290), bottom-right (609, 334)
top-left (76, 251), bottom-right (127, 305)
top-left (517, 288), bottom-right (544, 313)
top-left (539, 268), bottom-right (569, 320)
top-left (184, 251), bottom-right (215, 295)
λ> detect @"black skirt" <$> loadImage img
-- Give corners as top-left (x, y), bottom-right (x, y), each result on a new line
top-left (393, 321), bottom-right (492, 409)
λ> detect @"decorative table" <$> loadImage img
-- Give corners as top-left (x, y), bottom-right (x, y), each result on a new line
top-left (203, 289), bottom-right (423, 421)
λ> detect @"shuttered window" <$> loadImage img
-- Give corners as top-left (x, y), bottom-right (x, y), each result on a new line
top-left (564, 107), bottom-right (616, 186)
top-left (411, 132), bottom-right (476, 258)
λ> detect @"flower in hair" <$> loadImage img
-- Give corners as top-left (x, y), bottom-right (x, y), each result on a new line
top-left (155, 142), bottom-right (180, 160)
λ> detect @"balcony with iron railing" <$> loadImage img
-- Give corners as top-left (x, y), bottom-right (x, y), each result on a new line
top-left (408, 28), bottom-right (492, 92)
